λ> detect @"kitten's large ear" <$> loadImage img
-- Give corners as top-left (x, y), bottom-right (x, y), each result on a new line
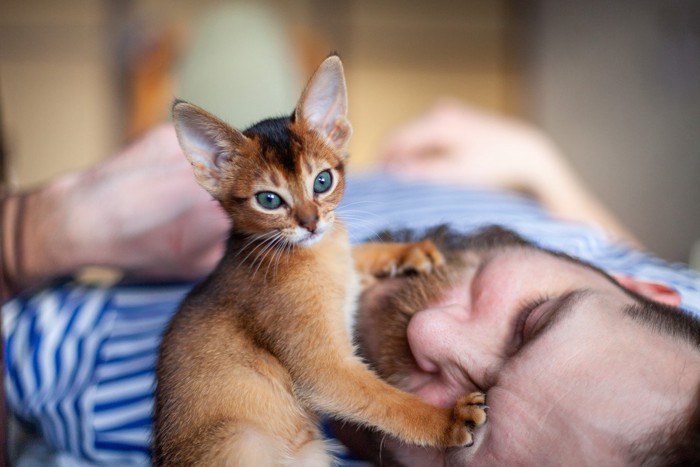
top-left (172, 100), bottom-right (250, 199)
top-left (295, 55), bottom-right (352, 153)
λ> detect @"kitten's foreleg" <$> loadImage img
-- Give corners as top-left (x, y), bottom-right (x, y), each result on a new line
top-left (291, 356), bottom-right (486, 448)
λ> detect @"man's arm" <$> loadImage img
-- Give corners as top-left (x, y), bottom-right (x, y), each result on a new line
top-left (1, 125), bottom-right (229, 302)
top-left (378, 100), bottom-right (641, 246)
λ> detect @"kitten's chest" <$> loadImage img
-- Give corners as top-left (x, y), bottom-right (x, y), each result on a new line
top-left (305, 241), bottom-right (359, 339)
top-left (230, 223), bottom-right (350, 280)
top-left (257, 227), bottom-right (359, 335)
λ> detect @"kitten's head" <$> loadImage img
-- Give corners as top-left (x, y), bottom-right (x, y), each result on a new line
top-left (172, 55), bottom-right (352, 247)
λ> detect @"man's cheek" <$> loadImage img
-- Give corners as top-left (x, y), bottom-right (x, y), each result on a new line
top-left (469, 386), bottom-right (551, 464)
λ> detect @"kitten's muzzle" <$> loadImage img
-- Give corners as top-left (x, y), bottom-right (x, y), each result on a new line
top-left (296, 206), bottom-right (320, 233)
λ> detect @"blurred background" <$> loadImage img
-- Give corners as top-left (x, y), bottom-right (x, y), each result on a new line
top-left (0, 0), bottom-right (699, 263)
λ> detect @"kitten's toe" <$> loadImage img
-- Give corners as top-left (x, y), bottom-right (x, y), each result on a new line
top-left (398, 240), bottom-right (446, 275)
top-left (446, 392), bottom-right (487, 447)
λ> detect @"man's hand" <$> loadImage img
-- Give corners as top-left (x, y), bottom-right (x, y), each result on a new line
top-left (21, 124), bottom-right (229, 286)
top-left (379, 100), bottom-right (562, 195)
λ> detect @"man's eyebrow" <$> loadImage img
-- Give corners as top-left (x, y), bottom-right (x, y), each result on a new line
top-left (515, 289), bottom-right (592, 356)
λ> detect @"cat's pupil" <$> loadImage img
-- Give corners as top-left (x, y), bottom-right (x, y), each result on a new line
top-left (256, 192), bottom-right (282, 210)
top-left (314, 170), bottom-right (333, 194)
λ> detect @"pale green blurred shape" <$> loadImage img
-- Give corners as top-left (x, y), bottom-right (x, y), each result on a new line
top-left (176, 2), bottom-right (304, 129)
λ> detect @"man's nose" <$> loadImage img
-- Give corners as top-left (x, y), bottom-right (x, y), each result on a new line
top-left (406, 305), bottom-right (467, 373)
top-left (406, 303), bottom-right (500, 386)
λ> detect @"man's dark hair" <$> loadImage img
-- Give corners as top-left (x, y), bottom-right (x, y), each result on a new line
top-left (631, 386), bottom-right (700, 466)
top-left (614, 276), bottom-right (700, 465)
top-left (623, 300), bottom-right (700, 466)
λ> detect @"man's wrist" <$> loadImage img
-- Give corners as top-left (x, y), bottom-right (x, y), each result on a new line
top-left (21, 173), bottom-right (87, 289)
top-left (1, 192), bottom-right (21, 301)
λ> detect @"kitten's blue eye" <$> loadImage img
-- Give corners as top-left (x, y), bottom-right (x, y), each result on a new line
top-left (256, 192), bottom-right (283, 209)
top-left (313, 170), bottom-right (333, 194)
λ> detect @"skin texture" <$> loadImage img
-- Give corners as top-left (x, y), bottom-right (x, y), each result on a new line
top-left (352, 227), bottom-right (700, 466)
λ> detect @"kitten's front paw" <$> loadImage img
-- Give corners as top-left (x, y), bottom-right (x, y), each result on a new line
top-left (445, 392), bottom-right (488, 447)
top-left (383, 240), bottom-right (446, 277)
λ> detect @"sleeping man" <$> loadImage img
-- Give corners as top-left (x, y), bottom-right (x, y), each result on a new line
top-left (340, 224), bottom-right (700, 466)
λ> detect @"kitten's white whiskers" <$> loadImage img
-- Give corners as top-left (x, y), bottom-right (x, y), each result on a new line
top-left (337, 200), bottom-right (380, 209)
top-left (248, 234), bottom-right (280, 277)
top-left (253, 233), bottom-right (286, 279)
top-left (269, 235), bottom-right (291, 280)
top-left (266, 236), bottom-right (290, 280)
top-left (336, 213), bottom-right (382, 242)
top-left (236, 232), bottom-right (277, 264)
top-left (336, 207), bottom-right (382, 220)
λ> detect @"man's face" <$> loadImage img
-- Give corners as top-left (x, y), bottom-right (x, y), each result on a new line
top-left (357, 230), bottom-right (690, 466)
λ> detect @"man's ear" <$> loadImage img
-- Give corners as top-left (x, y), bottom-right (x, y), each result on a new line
top-left (172, 100), bottom-right (250, 199)
top-left (613, 275), bottom-right (682, 307)
top-left (295, 55), bottom-right (352, 153)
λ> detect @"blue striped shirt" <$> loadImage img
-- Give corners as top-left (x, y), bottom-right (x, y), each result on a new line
top-left (4, 174), bottom-right (700, 465)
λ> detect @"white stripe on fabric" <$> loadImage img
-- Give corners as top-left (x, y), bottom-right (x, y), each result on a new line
top-left (96, 427), bottom-right (152, 445)
top-left (94, 373), bottom-right (154, 404)
top-left (100, 335), bottom-right (161, 360)
top-left (92, 398), bottom-right (153, 432)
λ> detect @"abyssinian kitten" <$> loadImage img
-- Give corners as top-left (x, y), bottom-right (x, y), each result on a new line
top-left (153, 55), bottom-right (486, 466)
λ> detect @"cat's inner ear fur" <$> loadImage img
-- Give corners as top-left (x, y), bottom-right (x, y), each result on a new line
top-left (295, 55), bottom-right (352, 152)
top-left (172, 100), bottom-right (250, 199)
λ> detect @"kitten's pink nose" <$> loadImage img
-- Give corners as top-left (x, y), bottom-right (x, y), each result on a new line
top-left (296, 207), bottom-right (319, 232)
top-left (300, 217), bottom-right (319, 232)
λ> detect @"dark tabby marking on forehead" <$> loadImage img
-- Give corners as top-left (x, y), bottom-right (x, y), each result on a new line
top-left (244, 116), bottom-right (299, 174)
